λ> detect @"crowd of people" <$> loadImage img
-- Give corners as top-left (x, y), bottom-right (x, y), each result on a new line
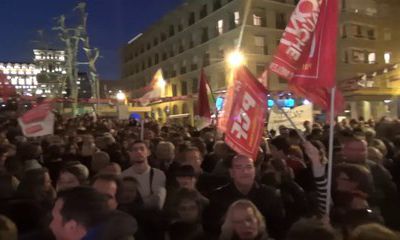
top-left (0, 113), bottom-right (400, 240)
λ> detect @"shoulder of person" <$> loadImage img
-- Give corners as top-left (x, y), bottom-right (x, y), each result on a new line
top-left (257, 183), bottom-right (280, 196)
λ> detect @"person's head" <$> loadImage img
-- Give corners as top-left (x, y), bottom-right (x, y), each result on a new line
top-left (349, 223), bottom-right (400, 240)
top-left (174, 188), bottom-right (204, 223)
top-left (278, 125), bottom-right (289, 137)
top-left (0, 215), bottom-right (17, 240)
top-left (174, 165), bottom-right (197, 190)
top-left (341, 138), bottom-right (368, 164)
top-left (182, 147), bottom-right (203, 174)
top-left (99, 162), bottom-right (122, 175)
top-left (367, 147), bottom-right (383, 165)
top-left (57, 166), bottom-right (88, 192)
top-left (120, 177), bottom-right (139, 204)
top-left (155, 141), bottom-right (175, 161)
top-left (91, 151), bottom-right (110, 174)
top-left (286, 218), bottom-right (336, 240)
top-left (49, 187), bottom-right (111, 240)
top-left (127, 140), bottom-right (150, 167)
top-left (220, 200), bottom-right (267, 240)
top-left (334, 163), bottom-right (374, 206)
top-left (17, 168), bottom-right (55, 202)
top-left (92, 174), bottom-right (123, 210)
top-left (369, 139), bottom-right (388, 157)
top-left (229, 155), bottom-right (256, 187)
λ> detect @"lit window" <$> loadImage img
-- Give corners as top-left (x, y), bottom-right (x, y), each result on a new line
top-left (26, 77), bottom-right (32, 85)
top-left (253, 14), bottom-right (262, 26)
top-left (217, 20), bottom-right (224, 35)
top-left (11, 78), bottom-right (17, 85)
top-left (234, 11), bottom-right (240, 25)
top-left (368, 52), bottom-right (376, 64)
top-left (384, 52), bottom-right (391, 64)
top-left (18, 78), bottom-right (25, 85)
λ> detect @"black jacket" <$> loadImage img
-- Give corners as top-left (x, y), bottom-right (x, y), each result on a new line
top-left (203, 182), bottom-right (285, 240)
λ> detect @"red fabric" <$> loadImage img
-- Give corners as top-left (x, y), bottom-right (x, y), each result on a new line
top-left (0, 71), bottom-right (16, 100)
top-left (270, 0), bottom-right (343, 113)
top-left (197, 69), bottom-right (211, 118)
top-left (223, 66), bottom-right (268, 160)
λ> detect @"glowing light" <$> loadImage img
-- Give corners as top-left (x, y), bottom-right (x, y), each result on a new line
top-left (227, 51), bottom-right (245, 68)
top-left (384, 99), bottom-right (392, 104)
top-left (35, 89), bottom-right (43, 95)
top-left (116, 91), bottom-right (126, 101)
top-left (303, 99), bottom-right (311, 105)
top-left (157, 77), bottom-right (166, 88)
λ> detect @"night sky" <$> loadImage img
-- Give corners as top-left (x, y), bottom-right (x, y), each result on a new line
top-left (0, 0), bottom-right (183, 80)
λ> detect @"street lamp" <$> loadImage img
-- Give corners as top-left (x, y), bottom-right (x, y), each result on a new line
top-left (227, 50), bottom-right (245, 68)
top-left (35, 89), bottom-right (43, 95)
top-left (116, 91), bottom-right (126, 102)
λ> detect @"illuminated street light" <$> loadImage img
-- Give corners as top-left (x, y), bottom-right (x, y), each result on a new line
top-left (35, 89), bottom-right (43, 95)
top-left (157, 77), bottom-right (166, 88)
top-left (116, 91), bottom-right (126, 101)
top-left (227, 50), bottom-right (245, 68)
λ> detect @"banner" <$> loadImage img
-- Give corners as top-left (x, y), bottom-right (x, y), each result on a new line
top-left (267, 104), bottom-right (313, 132)
top-left (270, 0), bottom-right (338, 89)
top-left (18, 103), bottom-right (55, 137)
top-left (223, 66), bottom-right (268, 160)
top-left (269, 0), bottom-right (342, 113)
top-left (139, 69), bottom-right (165, 106)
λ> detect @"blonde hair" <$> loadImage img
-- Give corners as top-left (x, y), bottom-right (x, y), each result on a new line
top-left (350, 223), bottom-right (400, 240)
top-left (219, 200), bottom-right (267, 240)
top-left (0, 215), bottom-right (17, 240)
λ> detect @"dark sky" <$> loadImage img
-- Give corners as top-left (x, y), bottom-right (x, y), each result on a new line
top-left (0, 0), bottom-right (183, 80)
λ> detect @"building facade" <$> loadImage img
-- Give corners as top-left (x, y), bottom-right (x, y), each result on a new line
top-left (0, 62), bottom-right (39, 96)
top-left (121, 0), bottom-right (400, 123)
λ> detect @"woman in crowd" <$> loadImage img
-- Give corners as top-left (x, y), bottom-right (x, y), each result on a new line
top-left (219, 200), bottom-right (270, 240)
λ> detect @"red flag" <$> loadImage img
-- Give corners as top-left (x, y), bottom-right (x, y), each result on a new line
top-left (196, 69), bottom-right (212, 130)
top-left (270, 0), bottom-right (342, 113)
top-left (18, 102), bottom-right (55, 137)
top-left (221, 66), bottom-right (268, 160)
top-left (0, 71), bottom-right (16, 100)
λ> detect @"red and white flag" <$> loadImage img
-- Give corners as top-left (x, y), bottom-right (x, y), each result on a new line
top-left (18, 102), bottom-right (55, 137)
top-left (219, 66), bottom-right (268, 160)
top-left (139, 69), bottom-right (165, 106)
top-left (270, 0), bottom-right (343, 113)
top-left (196, 69), bottom-right (212, 130)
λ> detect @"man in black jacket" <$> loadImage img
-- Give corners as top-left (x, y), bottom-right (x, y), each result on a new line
top-left (203, 154), bottom-right (285, 240)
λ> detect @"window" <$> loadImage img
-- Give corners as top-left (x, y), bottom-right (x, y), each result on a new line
top-left (181, 81), bottom-right (188, 95)
top-left (368, 52), bottom-right (376, 64)
top-left (154, 54), bottom-right (159, 64)
top-left (147, 43), bottom-right (151, 50)
top-left (384, 29), bottom-right (392, 41)
top-left (161, 33), bottom-right (167, 41)
top-left (384, 52), bottom-right (391, 64)
top-left (172, 84), bottom-right (178, 96)
top-left (254, 36), bottom-right (268, 55)
top-left (351, 49), bottom-right (366, 63)
top-left (153, 38), bottom-right (159, 46)
top-left (217, 20), bottom-right (224, 35)
top-left (200, 4), bottom-right (208, 19)
top-left (188, 12), bottom-right (195, 26)
top-left (201, 27), bottom-right (209, 43)
top-left (148, 58), bottom-right (152, 67)
top-left (367, 28), bottom-right (375, 40)
top-left (192, 78), bottom-right (199, 93)
top-left (276, 13), bottom-right (286, 29)
top-left (169, 25), bottom-right (175, 37)
top-left (162, 52), bottom-right (167, 60)
top-left (253, 14), bottom-right (262, 26)
top-left (217, 48), bottom-right (224, 61)
top-left (213, 0), bottom-right (222, 11)
top-left (234, 11), bottom-right (240, 25)
top-left (181, 60), bottom-right (187, 74)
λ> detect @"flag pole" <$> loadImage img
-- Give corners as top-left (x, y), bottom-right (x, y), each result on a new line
top-left (140, 119), bottom-right (145, 141)
top-left (326, 87), bottom-right (336, 216)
